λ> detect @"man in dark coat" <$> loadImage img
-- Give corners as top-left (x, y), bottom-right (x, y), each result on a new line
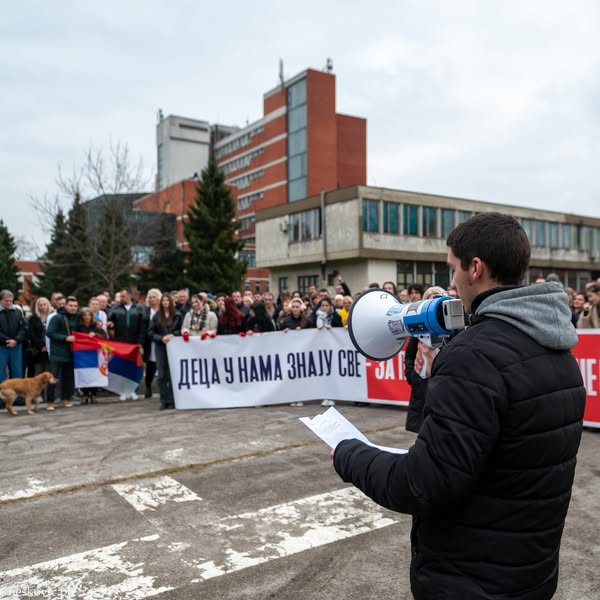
top-left (107, 288), bottom-right (147, 400)
top-left (334, 212), bottom-right (586, 600)
top-left (0, 289), bottom-right (28, 382)
top-left (107, 288), bottom-right (147, 347)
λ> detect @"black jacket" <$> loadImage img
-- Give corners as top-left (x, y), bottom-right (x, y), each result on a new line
top-left (403, 337), bottom-right (427, 433)
top-left (108, 302), bottom-right (147, 345)
top-left (148, 312), bottom-right (183, 344)
top-left (0, 307), bottom-right (28, 346)
top-left (334, 284), bottom-right (586, 600)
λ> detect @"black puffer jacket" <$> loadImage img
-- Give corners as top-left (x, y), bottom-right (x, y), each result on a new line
top-left (108, 302), bottom-right (147, 345)
top-left (334, 283), bottom-right (586, 600)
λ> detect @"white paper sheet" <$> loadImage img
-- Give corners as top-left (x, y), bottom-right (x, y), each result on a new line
top-left (299, 407), bottom-right (408, 454)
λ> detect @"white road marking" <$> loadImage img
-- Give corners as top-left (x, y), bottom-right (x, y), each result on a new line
top-left (0, 535), bottom-right (173, 599)
top-left (192, 487), bottom-right (398, 580)
top-left (0, 476), bottom-right (63, 502)
top-left (162, 447), bottom-right (184, 462)
top-left (0, 485), bottom-right (400, 597)
top-left (112, 475), bottom-right (202, 512)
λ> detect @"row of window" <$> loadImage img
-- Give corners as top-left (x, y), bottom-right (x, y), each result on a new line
top-left (239, 250), bottom-right (256, 268)
top-left (280, 264), bottom-right (594, 297)
top-left (288, 78), bottom-right (307, 203)
top-left (363, 200), bottom-right (473, 238)
top-left (238, 214), bottom-right (255, 232)
top-left (289, 208), bottom-right (321, 242)
top-left (238, 191), bottom-right (264, 211)
top-left (362, 199), bottom-right (600, 251)
top-left (220, 147), bottom-right (264, 176)
top-left (229, 169), bottom-right (264, 190)
top-left (214, 125), bottom-right (264, 160)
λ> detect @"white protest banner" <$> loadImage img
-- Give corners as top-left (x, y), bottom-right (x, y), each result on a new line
top-left (167, 328), bottom-right (370, 409)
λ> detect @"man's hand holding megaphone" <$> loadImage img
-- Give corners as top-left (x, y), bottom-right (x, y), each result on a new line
top-left (415, 341), bottom-right (441, 379)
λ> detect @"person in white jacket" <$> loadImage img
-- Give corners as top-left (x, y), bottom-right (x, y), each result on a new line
top-left (181, 294), bottom-right (218, 337)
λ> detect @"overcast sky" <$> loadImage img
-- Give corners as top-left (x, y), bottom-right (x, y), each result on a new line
top-left (2, 1), bottom-right (599, 259)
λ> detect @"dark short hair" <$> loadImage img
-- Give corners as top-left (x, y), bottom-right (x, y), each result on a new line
top-left (446, 212), bottom-right (531, 285)
top-left (408, 283), bottom-right (424, 295)
top-left (66, 296), bottom-right (78, 303)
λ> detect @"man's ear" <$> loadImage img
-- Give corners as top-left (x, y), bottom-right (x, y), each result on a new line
top-left (471, 257), bottom-right (484, 281)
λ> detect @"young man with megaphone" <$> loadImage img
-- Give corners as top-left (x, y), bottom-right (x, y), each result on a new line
top-left (333, 212), bottom-right (586, 600)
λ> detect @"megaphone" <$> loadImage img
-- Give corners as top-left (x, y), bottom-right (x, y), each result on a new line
top-left (347, 289), bottom-right (466, 361)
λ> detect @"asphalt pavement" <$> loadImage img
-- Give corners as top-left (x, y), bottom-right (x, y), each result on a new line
top-left (0, 395), bottom-right (598, 599)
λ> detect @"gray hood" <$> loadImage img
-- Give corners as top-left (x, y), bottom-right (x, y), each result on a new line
top-left (476, 282), bottom-right (578, 350)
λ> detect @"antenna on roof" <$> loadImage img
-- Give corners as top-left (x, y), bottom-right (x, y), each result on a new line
top-left (325, 58), bottom-right (333, 73)
top-left (279, 58), bottom-right (284, 88)
top-left (157, 108), bottom-right (164, 123)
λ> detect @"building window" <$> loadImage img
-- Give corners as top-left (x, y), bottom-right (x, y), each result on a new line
top-left (238, 215), bottom-right (255, 232)
top-left (289, 208), bottom-right (321, 242)
top-left (239, 250), bottom-right (256, 268)
top-left (238, 191), bottom-right (264, 211)
top-left (288, 129), bottom-right (307, 155)
top-left (403, 205), bottom-right (418, 235)
top-left (396, 261), bottom-right (414, 290)
top-left (287, 78), bottom-right (308, 202)
top-left (289, 154), bottom-right (307, 180)
top-left (422, 206), bottom-right (438, 237)
top-left (298, 275), bottom-right (318, 295)
top-left (362, 199), bottom-right (379, 232)
top-left (288, 105), bottom-right (307, 130)
top-left (561, 224), bottom-right (571, 249)
top-left (288, 178), bottom-right (307, 203)
top-left (132, 245), bottom-right (153, 265)
top-left (457, 210), bottom-right (472, 224)
top-left (441, 209), bottom-right (454, 239)
top-left (548, 223), bottom-right (559, 249)
top-left (534, 220), bottom-right (546, 247)
top-left (416, 262), bottom-right (433, 287)
top-left (279, 277), bottom-right (288, 291)
top-left (383, 202), bottom-right (399, 234)
top-left (521, 218), bottom-right (533, 242)
top-left (288, 79), bottom-right (307, 108)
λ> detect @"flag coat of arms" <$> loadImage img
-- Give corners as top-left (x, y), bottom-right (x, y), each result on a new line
top-left (73, 332), bottom-right (143, 396)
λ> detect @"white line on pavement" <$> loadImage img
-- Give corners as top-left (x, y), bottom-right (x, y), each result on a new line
top-left (0, 485), bottom-right (400, 597)
top-left (112, 475), bottom-right (203, 512)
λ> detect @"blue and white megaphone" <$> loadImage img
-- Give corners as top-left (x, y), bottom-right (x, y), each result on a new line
top-left (347, 289), bottom-right (466, 361)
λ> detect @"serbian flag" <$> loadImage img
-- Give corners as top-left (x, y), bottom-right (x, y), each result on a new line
top-left (72, 332), bottom-right (144, 396)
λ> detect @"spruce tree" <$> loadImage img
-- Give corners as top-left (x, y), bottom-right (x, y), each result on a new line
top-left (184, 161), bottom-right (246, 293)
top-left (61, 193), bottom-right (94, 298)
top-left (32, 209), bottom-right (69, 298)
top-left (0, 220), bottom-right (19, 293)
top-left (89, 198), bottom-right (133, 296)
top-left (136, 218), bottom-right (186, 293)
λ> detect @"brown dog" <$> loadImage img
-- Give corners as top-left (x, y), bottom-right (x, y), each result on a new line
top-left (0, 371), bottom-right (57, 416)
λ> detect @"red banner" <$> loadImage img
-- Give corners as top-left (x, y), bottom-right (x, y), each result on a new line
top-left (365, 331), bottom-right (600, 427)
top-left (572, 331), bottom-right (600, 427)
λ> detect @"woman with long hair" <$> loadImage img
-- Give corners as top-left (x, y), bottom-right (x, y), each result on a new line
top-left (246, 301), bottom-right (276, 333)
top-left (148, 293), bottom-right (182, 410)
top-left (26, 297), bottom-right (52, 386)
top-left (182, 294), bottom-right (218, 336)
top-left (217, 296), bottom-right (244, 335)
top-left (143, 288), bottom-right (161, 398)
top-left (280, 298), bottom-right (308, 331)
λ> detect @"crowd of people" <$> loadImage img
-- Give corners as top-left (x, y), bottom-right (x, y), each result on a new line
top-left (0, 271), bottom-right (598, 413)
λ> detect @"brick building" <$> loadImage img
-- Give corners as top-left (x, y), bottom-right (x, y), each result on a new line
top-left (134, 67), bottom-right (367, 293)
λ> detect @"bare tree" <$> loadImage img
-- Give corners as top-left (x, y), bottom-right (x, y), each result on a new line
top-left (30, 140), bottom-right (152, 294)
top-left (56, 140), bottom-right (149, 200)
